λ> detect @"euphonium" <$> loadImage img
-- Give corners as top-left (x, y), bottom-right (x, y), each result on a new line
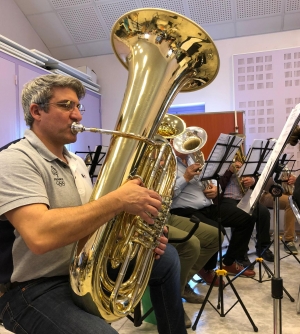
top-left (69, 8), bottom-right (219, 323)
top-left (173, 126), bottom-right (211, 189)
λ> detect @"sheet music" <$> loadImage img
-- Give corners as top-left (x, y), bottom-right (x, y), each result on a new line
top-left (238, 103), bottom-right (300, 214)
top-left (238, 139), bottom-right (275, 177)
top-left (199, 133), bottom-right (244, 180)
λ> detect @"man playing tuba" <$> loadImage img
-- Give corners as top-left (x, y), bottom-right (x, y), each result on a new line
top-left (0, 74), bottom-right (188, 334)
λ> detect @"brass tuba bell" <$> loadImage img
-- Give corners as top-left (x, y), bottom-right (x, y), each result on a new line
top-left (70, 7), bottom-right (219, 323)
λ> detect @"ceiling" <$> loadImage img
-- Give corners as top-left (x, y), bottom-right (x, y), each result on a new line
top-left (13, 0), bottom-right (300, 61)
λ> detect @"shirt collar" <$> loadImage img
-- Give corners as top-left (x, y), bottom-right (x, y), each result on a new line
top-left (24, 129), bottom-right (71, 162)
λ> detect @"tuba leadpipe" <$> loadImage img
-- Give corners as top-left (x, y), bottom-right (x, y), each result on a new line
top-left (69, 7), bottom-right (219, 323)
top-left (71, 122), bottom-right (156, 145)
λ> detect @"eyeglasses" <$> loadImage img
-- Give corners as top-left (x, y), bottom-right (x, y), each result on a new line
top-left (38, 100), bottom-right (85, 115)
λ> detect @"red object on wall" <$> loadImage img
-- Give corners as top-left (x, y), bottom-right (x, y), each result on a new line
top-left (178, 111), bottom-right (244, 159)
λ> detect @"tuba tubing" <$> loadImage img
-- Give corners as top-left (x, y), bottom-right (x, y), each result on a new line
top-left (69, 7), bottom-right (219, 323)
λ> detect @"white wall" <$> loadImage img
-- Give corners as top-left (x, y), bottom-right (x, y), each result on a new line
top-left (0, 0), bottom-right (50, 54)
top-left (65, 29), bottom-right (300, 146)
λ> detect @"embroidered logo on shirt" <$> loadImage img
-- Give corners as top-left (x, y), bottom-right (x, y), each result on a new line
top-left (51, 166), bottom-right (65, 187)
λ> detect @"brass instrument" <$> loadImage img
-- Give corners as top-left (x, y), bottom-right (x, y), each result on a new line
top-left (232, 138), bottom-right (247, 194)
top-left (157, 114), bottom-right (186, 138)
top-left (281, 167), bottom-right (295, 195)
top-left (69, 8), bottom-right (219, 323)
top-left (173, 126), bottom-right (211, 189)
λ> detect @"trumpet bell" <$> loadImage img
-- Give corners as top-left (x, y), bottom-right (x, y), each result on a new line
top-left (173, 126), bottom-right (207, 154)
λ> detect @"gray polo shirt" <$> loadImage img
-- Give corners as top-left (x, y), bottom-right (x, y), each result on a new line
top-left (0, 130), bottom-right (93, 282)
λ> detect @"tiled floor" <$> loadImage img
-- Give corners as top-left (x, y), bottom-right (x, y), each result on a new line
top-left (1, 236), bottom-right (300, 334)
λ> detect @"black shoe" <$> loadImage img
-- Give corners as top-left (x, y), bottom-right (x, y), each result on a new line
top-left (256, 248), bottom-right (274, 262)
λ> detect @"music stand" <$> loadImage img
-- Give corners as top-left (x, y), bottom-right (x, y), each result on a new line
top-left (234, 139), bottom-right (275, 281)
top-left (237, 103), bottom-right (300, 334)
top-left (264, 158), bottom-right (300, 266)
top-left (192, 133), bottom-right (258, 332)
top-left (75, 145), bottom-right (106, 181)
top-left (232, 142), bottom-right (295, 302)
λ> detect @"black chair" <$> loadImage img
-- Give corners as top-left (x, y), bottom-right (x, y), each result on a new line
top-left (0, 139), bottom-right (21, 316)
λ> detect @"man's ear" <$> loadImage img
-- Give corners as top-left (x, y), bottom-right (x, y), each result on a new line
top-left (30, 104), bottom-right (42, 121)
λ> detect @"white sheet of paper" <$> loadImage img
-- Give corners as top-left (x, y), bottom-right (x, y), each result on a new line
top-left (199, 133), bottom-right (244, 180)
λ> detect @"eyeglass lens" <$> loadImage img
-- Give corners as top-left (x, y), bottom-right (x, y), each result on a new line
top-left (62, 101), bottom-right (85, 114)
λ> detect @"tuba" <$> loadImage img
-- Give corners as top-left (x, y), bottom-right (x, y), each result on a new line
top-left (173, 126), bottom-right (211, 189)
top-left (69, 8), bottom-right (219, 323)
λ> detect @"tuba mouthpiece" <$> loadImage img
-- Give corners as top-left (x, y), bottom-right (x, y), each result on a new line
top-left (71, 122), bottom-right (84, 134)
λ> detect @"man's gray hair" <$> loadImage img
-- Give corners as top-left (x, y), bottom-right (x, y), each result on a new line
top-left (22, 74), bottom-right (86, 127)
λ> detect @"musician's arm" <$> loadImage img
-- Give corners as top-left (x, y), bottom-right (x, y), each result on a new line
top-left (219, 169), bottom-right (233, 192)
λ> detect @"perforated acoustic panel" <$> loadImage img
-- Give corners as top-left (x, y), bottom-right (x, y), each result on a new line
top-left (58, 6), bottom-right (108, 42)
top-left (51, 0), bottom-right (91, 8)
top-left (187, 0), bottom-right (233, 25)
top-left (236, 0), bottom-right (283, 19)
top-left (286, 0), bottom-right (300, 11)
top-left (233, 46), bottom-right (300, 175)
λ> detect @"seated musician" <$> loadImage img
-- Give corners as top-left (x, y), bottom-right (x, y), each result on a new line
top-left (220, 159), bottom-right (274, 265)
top-left (260, 173), bottom-right (297, 255)
top-left (166, 215), bottom-right (219, 328)
top-left (169, 140), bottom-right (256, 278)
top-left (0, 74), bottom-right (187, 334)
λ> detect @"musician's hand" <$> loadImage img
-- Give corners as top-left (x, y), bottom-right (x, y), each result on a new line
top-left (183, 163), bottom-right (201, 182)
top-left (118, 178), bottom-right (162, 225)
top-left (229, 161), bottom-right (242, 173)
top-left (154, 230), bottom-right (168, 260)
top-left (242, 177), bottom-right (255, 188)
top-left (288, 174), bottom-right (296, 185)
top-left (203, 185), bottom-right (218, 199)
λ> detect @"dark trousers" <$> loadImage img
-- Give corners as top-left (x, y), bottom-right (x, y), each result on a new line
top-left (251, 202), bottom-right (271, 248)
top-left (171, 199), bottom-right (255, 266)
top-left (0, 245), bottom-right (187, 334)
